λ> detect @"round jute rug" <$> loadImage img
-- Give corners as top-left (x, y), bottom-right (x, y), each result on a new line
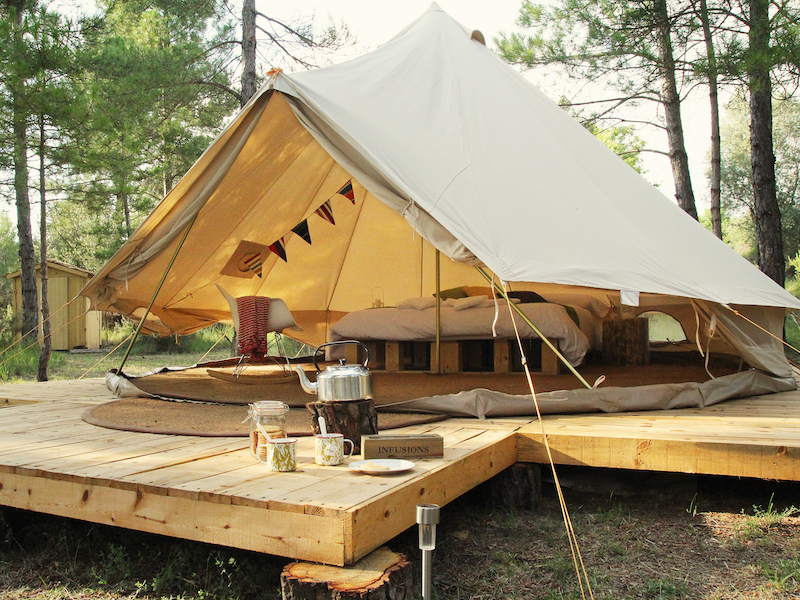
top-left (82, 397), bottom-right (449, 437)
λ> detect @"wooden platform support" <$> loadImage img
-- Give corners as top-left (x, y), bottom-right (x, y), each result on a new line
top-left (493, 339), bottom-right (510, 373)
top-left (282, 547), bottom-right (413, 600)
top-left (385, 342), bottom-right (401, 372)
top-left (375, 339), bottom-right (563, 374)
top-left (540, 343), bottom-right (564, 374)
top-left (5, 379), bottom-right (800, 568)
top-left (489, 463), bottom-right (542, 511)
top-left (438, 341), bottom-right (461, 374)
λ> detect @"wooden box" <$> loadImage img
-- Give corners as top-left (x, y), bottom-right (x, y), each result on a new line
top-left (361, 434), bottom-right (444, 459)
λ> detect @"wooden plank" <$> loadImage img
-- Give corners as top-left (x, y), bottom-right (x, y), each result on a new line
top-left (0, 378), bottom-right (110, 404)
top-left (1, 428), bottom-right (205, 470)
top-left (520, 414), bottom-right (800, 446)
top-left (516, 433), bottom-right (800, 480)
top-left (439, 341), bottom-right (461, 374)
top-left (121, 448), bottom-right (257, 491)
top-left (0, 470), bottom-right (349, 566)
top-left (493, 339), bottom-right (510, 373)
top-left (385, 342), bottom-right (400, 372)
top-left (345, 430), bottom-right (518, 564)
top-left (260, 434), bottom-right (501, 512)
top-left (64, 439), bottom-right (247, 481)
top-left (540, 344), bottom-right (563, 374)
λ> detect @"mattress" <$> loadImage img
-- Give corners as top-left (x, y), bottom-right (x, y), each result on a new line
top-left (330, 302), bottom-right (597, 366)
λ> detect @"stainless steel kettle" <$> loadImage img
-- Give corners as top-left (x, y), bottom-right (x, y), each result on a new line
top-left (295, 341), bottom-right (372, 402)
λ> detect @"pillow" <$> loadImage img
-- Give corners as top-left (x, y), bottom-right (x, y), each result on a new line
top-left (477, 297), bottom-right (520, 309)
top-left (447, 295), bottom-right (488, 311)
top-left (398, 297), bottom-right (437, 310)
top-left (433, 286), bottom-right (467, 300)
top-left (461, 286), bottom-right (494, 297)
top-left (506, 290), bottom-right (548, 304)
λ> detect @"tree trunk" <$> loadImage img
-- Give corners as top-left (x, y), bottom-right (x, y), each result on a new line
top-left (489, 463), bottom-right (542, 511)
top-left (307, 399), bottom-right (377, 454)
top-left (748, 0), bottom-right (784, 285)
top-left (281, 548), bottom-right (413, 600)
top-left (698, 0), bottom-right (722, 239)
top-left (654, 0), bottom-right (698, 220)
top-left (120, 173), bottom-right (132, 237)
top-left (241, 0), bottom-right (257, 106)
top-left (11, 10), bottom-right (38, 346)
top-left (37, 116), bottom-right (50, 382)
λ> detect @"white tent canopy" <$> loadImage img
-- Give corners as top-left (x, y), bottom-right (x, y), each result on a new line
top-left (82, 3), bottom-right (800, 381)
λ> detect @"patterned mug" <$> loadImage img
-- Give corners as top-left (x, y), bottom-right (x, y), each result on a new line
top-left (260, 438), bottom-right (297, 472)
top-left (314, 433), bottom-right (355, 466)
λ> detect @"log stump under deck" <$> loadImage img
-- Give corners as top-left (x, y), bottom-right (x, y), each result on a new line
top-left (281, 547), bottom-right (414, 600)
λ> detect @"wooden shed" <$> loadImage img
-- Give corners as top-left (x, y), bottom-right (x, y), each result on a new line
top-left (5, 260), bottom-right (102, 351)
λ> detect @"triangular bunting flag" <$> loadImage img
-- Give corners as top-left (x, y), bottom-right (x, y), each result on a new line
top-left (269, 237), bottom-right (287, 262)
top-left (291, 220), bottom-right (312, 245)
top-left (336, 180), bottom-right (355, 203)
top-left (315, 200), bottom-right (335, 225)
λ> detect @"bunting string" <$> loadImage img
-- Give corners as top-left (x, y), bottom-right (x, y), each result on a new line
top-left (262, 179), bottom-right (355, 265)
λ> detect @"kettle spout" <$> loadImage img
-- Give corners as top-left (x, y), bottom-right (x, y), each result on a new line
top-left (295, 366), bottom-right (318, 395)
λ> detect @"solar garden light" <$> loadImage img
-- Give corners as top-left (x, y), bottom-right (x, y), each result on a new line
top-left (416, 503), bottom-right (440, 600)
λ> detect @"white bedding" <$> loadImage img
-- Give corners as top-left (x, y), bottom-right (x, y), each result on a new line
top-left (330, 302), bottom-right (597, 366)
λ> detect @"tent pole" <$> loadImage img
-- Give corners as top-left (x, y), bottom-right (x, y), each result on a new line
top-left (475, 266), bottom-right (592, 390)
top-left (116, 216), bottom-right (198, 374)
top-left (434, 249), bottom-right (441, 374)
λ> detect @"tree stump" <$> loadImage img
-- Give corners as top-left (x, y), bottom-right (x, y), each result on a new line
top-left (307, 399), bottom-right (377, 454)
top-left (602, 318), bottom-right (650, 365)
top-left (281, 547), bottom-right (413, 600)
top-left (490, 463), bottom-right (542, 511)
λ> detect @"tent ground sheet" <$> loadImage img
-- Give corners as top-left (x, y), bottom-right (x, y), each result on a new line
top-left (121, 354), bottom-right (740, 407)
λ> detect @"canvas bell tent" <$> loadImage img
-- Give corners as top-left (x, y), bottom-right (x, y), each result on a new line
top-left (82, 4), bottom-right (800, 397)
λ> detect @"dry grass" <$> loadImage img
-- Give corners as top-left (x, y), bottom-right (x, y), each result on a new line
top-left (2, 469), bottom-right (800, 599)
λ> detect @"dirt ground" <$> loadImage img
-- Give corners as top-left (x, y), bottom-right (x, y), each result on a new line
top-left (2, 467), bottom-right (800, 599)
top-left (418, 469), bottom-right (800, 599)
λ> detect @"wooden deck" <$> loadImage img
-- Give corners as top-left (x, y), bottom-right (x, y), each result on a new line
top-left (518, 390), bottom-right (800, 480)
top-left (1, 378), bottom-right (800, 566)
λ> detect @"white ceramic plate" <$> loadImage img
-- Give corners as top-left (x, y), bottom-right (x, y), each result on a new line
top-left (349, 459), bottom-right (415, 475)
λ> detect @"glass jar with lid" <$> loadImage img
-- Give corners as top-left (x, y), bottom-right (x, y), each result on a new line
top-left (246, 400), bottom-right (289, 461)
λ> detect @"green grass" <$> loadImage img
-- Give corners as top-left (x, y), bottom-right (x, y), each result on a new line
top-left (733, 494), bottom-right (798, 544)
top-left (641, 311), bottom-right (687, 343)
top-left (761, 556), bottom-right (800, 592)
top-left (642, 577), bottom-right (690, 599)
top-left (0, 320), bottom-right (316, 381)
top-left (0, 324), bottom-right (236, 382)
top-left (786, 313), bottom-right (800, 361)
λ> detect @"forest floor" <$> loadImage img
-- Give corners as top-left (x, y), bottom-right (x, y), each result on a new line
top-left (1, 469), bottom-right (800, 599)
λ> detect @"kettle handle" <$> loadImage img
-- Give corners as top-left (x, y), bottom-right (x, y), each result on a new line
top-left (313, 340), bottom-right (370, 371)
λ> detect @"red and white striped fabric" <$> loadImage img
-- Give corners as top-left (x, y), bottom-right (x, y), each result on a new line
top-left (236, 296), bottom-right (271, 355)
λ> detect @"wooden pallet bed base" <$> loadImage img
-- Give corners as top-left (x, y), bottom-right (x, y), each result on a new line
top-left (346, 339), bottom-right (564, 374)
